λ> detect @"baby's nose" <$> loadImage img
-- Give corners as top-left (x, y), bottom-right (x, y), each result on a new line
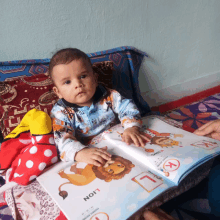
top-left (75, 80), bottom-right (83, 88)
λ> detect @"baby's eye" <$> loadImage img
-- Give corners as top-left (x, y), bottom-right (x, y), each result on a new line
top-left (80, 75), bottom-right (87, 79)
top-left (64, 80), bottom-right (71, 85)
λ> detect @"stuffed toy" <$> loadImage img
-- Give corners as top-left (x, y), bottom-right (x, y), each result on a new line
top-left (0, 109), bottom-right (58, 187)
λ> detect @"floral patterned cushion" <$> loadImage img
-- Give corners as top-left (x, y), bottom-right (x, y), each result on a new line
top-left (0, 73), bottom-right (57, 137)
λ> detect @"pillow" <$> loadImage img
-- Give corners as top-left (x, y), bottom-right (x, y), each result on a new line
top-left (0, 61), bottom-right (114, 137)
top-left (92, 61), bottom-right (114, 89)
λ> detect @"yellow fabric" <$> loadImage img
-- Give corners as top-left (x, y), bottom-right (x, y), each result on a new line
top-left (5, 109), bottom-right (52, 139)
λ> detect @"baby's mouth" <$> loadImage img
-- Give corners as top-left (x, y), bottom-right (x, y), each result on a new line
top-left (77, 91), bottom-right (85, 96)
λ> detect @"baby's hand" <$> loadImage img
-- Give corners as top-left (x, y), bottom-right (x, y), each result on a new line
top-left (122, 126), bottom-right (150, 147)
top-left (74, 146), bottom-right (112, 167)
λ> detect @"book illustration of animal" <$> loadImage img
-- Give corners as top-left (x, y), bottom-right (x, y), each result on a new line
top-left (150, 136), bottom-right (180, 148)
top-left (144, 129), bottom-right (184, 148)
top-left (58, 155), bottom-right (135, 199)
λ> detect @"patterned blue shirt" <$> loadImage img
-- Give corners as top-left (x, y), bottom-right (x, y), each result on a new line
top-left (51, 84), bottom-right (142, 162)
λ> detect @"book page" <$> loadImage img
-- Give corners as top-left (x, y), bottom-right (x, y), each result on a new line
top-left (91, 116), bottom-right (220, 185)
top-left (37, 148), bottom-right (174, 220)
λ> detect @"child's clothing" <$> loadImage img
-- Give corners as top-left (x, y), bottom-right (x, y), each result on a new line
top-left (51, 84), bottom-right (142, 162)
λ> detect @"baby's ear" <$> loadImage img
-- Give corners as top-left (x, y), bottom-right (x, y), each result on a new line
top-left (53, 86), bottom-right (62, 99)
top-left (53, 86), bottom-right (58, 95)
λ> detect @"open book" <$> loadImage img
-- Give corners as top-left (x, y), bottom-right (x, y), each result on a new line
top-left (37, 116), bottom-right (220, 220)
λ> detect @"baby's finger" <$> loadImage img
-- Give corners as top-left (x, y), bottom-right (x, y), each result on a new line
top-left (140, 132), bottom-right (151, 141)
top-left (124, 136), bottom-right (132, 145)
top-left (94, 155), bottom-right (107, 165)
top-left (89, 159), bottom-right (102, 167)
top-left (130, 135), bottom-right (140, 147)
top-left (96, 149), bottom-right (111, 158)
top-left (99, 147), bottom-right (111, 154)
top-left (93, 153), bottom-right (109, 163)
top-left (136, 135), bottom-right (145, 147)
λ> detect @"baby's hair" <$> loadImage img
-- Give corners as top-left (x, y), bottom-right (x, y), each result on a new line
top-left (48, 48), bottom-right (92, 78)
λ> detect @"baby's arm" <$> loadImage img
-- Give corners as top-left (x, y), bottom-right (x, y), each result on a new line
top-left (52, 117), bottom-right (84, 162)
top-left (111, 91), bottom-right (150, 147)
top-left (52, 117), bottom-right (111, 166)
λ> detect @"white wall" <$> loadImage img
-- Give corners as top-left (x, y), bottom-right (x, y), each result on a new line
top-left (1, 0), bottom-right (220, 106)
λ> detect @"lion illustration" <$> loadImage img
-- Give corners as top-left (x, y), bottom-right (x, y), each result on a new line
top-left (58, 155), bottom-right (135, 199)
top-left (144, 129), bottom-right (183, 149)
top-left (150, 136), bottom-right (180, 148)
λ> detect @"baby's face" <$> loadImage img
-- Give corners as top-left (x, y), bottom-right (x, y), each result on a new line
top-left (52, 58), bottom-right (97, 106)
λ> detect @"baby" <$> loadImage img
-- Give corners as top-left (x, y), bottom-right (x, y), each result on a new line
top-left (49, 48), bottom-right (149, 166)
